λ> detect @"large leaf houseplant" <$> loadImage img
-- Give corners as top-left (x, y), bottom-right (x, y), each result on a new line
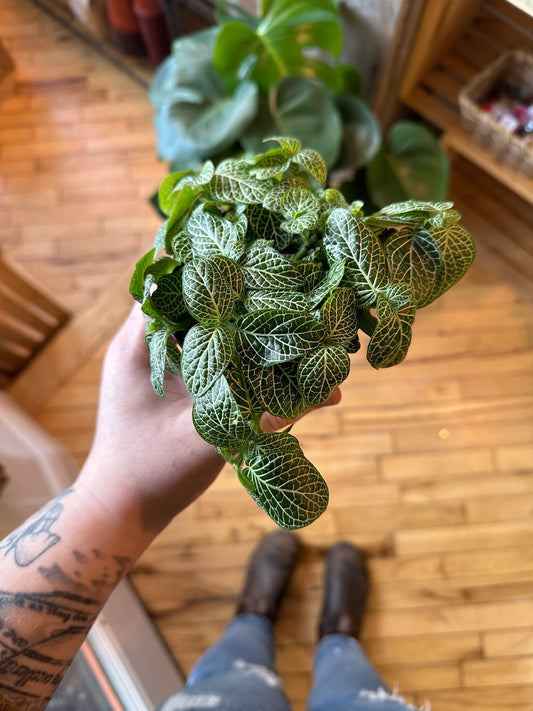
top-left (130, 138), bottom-right (476, 529)
top-left (149, 0), bottom-right (448, 209)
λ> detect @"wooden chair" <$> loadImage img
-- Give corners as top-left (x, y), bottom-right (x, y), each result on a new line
top-left (0, 252), bottom-right (70, 389)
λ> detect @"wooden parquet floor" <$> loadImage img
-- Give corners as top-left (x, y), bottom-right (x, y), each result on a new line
top-left (2, 2), bottom-right (533, 710)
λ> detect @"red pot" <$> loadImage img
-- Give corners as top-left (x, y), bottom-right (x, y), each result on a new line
top-left (105, 0), bottom-right (146, 55)
top-left (132, 0), bottom-right (171, 67)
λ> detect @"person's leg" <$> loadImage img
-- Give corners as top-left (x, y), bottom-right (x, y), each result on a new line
top-left (157, 531), bottom-right (299, 711)
top-left (308, 543), bottom-right (425, 711)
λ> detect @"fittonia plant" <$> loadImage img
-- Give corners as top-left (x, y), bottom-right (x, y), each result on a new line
top-left (130, 138), bottom-right (476, 529)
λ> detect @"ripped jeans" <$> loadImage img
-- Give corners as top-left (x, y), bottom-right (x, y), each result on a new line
top-left (157, 614), bottom-right (426, 711)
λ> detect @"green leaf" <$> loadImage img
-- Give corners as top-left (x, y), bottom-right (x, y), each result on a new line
top-left (266, 136), bottom-right (302, 156)
top-left (242, 78), bottom-right (343, 169)
top-left (158, 170), bottom-right (195, 215)
top-left (237, 309), bottom-right (324, 366)
top-left (247, 149), bottom-right (292, 179)
top-left (297, 344), bottom-right (350, 405)
top-left (385, 226), bottom-right (442, 308)
top-left (182, 257), bottom-right (237, 324)
top-left (293, 148), bottom-right (328, 185)
top-left (181, 323), bottom-right (234, 397)
top-left (245, 431), bottom-right (329, 529)
top-left (367, 283), bottom-right (416, 369)
top-left (325, 188), bottom-right (348, 208)
top-left (192, 374), bottom-right (250, 448)
top-left (245, 204), bottom-right (287, 244)
top-left (321, 288), bottom-right (358, 345)
top-left (279, 186), bottom-right (320, 232)
top-left (307, 261), bottom-right (345, 308)
top-left (145, 256), bottom-right (180, 279)
top-left (130, 248), bottom-right (155, 301)
top-left (146, 327), bottom-right (171, 397)
top-left (244, 290), bottom-right (309, 312)
top-left (336, 94), bottom-right (381, 171)
top-left (426, 222), bottom-right (476, 304)
top-left (151, 272), bottom-right (187, 322)
top-left (210, 159), bottom-right (273, 204)
top-left (187, 204), bottom-right (245, 260)
top-left (165, 339), bottom-right (182, 376)
top-left (166, 185), bottom-right (196, 252)
top-left (262, 177), bottom-right (309, 212)
top-left (241, 240), bottom-right (304, 291)
top-left (367, 200), bottom-right (455, 228)
top-left (170, 230), bottom-right (193, 264)
top-left (246, 361), bottom-right (307, 419)
top-left (366, 121), bottom-right (449, 208)
top-left (324, 208), bottom-right (389, 307)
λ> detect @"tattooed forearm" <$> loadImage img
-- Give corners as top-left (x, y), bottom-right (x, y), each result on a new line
top-left (0, 589), bottom-right (100, 709)
top-left (0, 488), bottom-right (139, 710)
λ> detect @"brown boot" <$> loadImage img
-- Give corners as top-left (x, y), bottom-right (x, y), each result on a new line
top-left (318, 541), bottom-right (369, 640)
top-left (235, 530), bottom-right (300, 623)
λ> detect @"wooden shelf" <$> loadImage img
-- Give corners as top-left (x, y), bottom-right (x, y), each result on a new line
top-left (401, 0), bottom-right (533, 207)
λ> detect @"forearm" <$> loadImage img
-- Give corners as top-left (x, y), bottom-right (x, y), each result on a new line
top-left (0, 481), bottom-right (155, 711)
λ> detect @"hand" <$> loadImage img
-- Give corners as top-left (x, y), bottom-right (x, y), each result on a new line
top-left (78, 304), bottom-right (341, 535)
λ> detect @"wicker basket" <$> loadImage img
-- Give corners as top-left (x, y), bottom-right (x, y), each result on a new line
top-left (458, 49), bottom-right (533, 176)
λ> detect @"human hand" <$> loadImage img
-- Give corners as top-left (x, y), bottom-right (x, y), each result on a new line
top-left (78, 304), bottom-right (341, 535)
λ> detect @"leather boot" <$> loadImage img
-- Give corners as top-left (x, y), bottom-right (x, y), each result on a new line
top-left (235, 530), bottom-right (300, 623)
top-left (318, 541), bottom-right (369, 640)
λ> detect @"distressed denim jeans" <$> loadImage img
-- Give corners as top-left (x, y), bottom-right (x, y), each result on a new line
top-left (157, 614), bottom-right (424, 711)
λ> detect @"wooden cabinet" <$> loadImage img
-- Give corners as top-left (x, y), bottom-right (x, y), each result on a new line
top-left (381, 0), bottom-right (533, 297)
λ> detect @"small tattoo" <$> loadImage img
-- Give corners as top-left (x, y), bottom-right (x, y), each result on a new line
top-left (0, 493), bottom-right (72, 567)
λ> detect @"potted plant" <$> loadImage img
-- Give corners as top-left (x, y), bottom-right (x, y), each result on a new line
top-left (148, 0), bottom-right (449, 210)
top-left (130, 139), bottom-right (475, 529)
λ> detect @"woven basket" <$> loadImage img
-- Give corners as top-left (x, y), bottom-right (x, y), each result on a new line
top-left (458, 49), bottom-right (533, 176)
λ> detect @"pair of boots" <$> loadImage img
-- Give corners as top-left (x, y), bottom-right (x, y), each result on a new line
top-left (236, 531), bottom-right (368, 640)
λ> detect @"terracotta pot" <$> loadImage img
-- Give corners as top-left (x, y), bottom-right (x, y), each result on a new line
top-left (105, 0), bottom-right (146, 55)
top-left (132, 0), bottom-right (171, 66)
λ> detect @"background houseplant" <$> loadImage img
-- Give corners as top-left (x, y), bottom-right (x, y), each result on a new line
top-left (148, 0), bottom-right (449, 210)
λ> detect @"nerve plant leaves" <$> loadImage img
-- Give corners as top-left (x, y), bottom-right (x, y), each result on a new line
top-left (133, 141), bottom-right (476, 529)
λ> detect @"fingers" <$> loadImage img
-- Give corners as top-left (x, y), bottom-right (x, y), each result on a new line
top-left (260, 387), bottom-right (342, 434)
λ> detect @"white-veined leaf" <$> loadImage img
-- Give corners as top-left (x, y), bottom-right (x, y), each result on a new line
top-left (244, 290), bottom-right (309, 313)
top-left (262, 177), bottom-right (309, 212)
top-left (427, 222), bottom-right (476, 304)
top-left (292, 148), bottom-right (328, 185)
top-left (182, 257), bottom-right (236, 324)
top-left (182, 323), bottom-right (234, 397)
top-left (247, 362), bottom-right (307, 419)
top-left (187, 204), bottom-right (245, 260)
top-left (367, 283), bottom-right (416, 369)
top-left (146, 328), bottom-right (171, 397)
top-left (237, 309), bottom-right (324, 367)
top-left (245, 203), bottom-right (287, 245)
top-left (367, 200), bottom-right (455, 227)
top-left (170, 230), bottom-right (193, 264)
top-left (385, 226), bottom-right (442, 308)
top-left (325, 188), bottom-right (348, 208)
top-left (324, 208), bottom-right (389, 307)
top-left (192, 374), bottom-right (250, 448)
top-left (266, 136), bottom-right (302, 156)
top-left (241, 241), bottom-right (304, 291)
top-left (279, 187), bottom-right (320, 232)
top-left (321, 288), bottom-right (358, 345)
top-left (307, 261), bottom-right (345, 309)
top-left (165, 339), bottom-right (182, 376)
top-left (297, 344), bottom-right (350, 405)
top-left (210, 159), bottom-right (272, 204)
top-left (245, 432), bottom-right (329, 529)
top-left (151, 272), bottom-right (187, 322)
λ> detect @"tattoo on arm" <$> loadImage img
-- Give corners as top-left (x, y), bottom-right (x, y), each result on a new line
top-left (0, 492), bottom-right (133, 710)
top-left (0, 490), bottom-right (73, 568)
